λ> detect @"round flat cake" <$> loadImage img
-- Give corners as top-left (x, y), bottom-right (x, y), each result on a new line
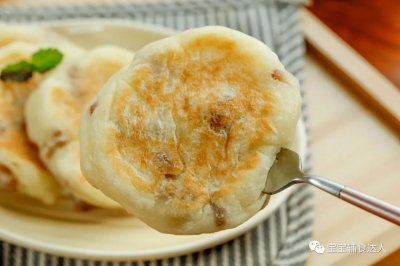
top-left (0, 25), bottom-right (83, 204)
top-left (80, 26), bottom-right (301, 233)
top-left (25, 46), bottom-right (134, 208)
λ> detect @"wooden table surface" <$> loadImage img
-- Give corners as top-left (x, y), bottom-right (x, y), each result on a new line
top-left (305, 53), bottom-right (400, 265)
top-left (304, 2), bottom-right (400, 264)
top-left (309, 0), bottom-right (400, 90)
top-left (0, 0), bottom-right (399, 265)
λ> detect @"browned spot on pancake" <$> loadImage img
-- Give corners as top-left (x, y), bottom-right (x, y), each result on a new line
top-left (271, 69), bottom-right (284, 82)
top-left (0, 164), bottom-right (17, 191)
top-left (154, 151), bottom-right (184, 176)
top-left (165, 174), bottom-right (176, 179)
top-left (44, 131), bottom-right (68, 159)
top-left (53, 131), bottom-right (62, 138)
top-left (210, 202), bottom-right (226, 226)
top-left (89, 101), bottom-right (98, 115)
top-left (209, 113), bottom-right (228, 134)
top-left (45, 140), bottom-right (68, 159)
top-left (73, 198), bottom-right (96, 212)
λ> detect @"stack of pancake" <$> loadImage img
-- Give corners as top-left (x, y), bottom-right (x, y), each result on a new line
top-left (0, 24), bottom-right (133, 209)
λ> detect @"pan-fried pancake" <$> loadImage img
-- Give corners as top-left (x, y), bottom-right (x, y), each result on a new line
top-left (25, 46), bottom-right (134, 208)
top-left (80, 26), bottom-right (301, 234)
top-left (0, 24), bottom-right (84, 204)
top-left (0, 42), bottom-right (58, 204)
top-left (0, 40), bottom-right (82, 204)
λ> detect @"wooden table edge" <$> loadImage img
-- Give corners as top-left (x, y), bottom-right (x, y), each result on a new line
top-left (300, 8), bottom-right (400, 135)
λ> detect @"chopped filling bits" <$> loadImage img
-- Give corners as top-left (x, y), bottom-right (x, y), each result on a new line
top-left (210, 202), bottom-right (226, 226)
top-left (154, 151), bottom-right (184, 177)
top-left (44, 130), bottom-right (69, 159)
top-left (271, 69), bottom-right (284, 82)
top-left (209, 112), bottom-right (230, 134)
top-left (89, 101), bottom-right (98, 115)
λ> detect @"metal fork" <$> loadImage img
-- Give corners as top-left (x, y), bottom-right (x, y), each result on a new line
top-left (263, 148), bottom-right (400, 225)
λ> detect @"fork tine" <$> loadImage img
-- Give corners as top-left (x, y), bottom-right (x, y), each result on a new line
top-left (263, 148), bottom-right (304, 194)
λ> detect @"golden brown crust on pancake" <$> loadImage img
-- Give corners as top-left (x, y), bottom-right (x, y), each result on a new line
top-left (107, 34), bottom-right (276, 206)
top-left (109, 32), bottom-right (289, 201)
top-left (80, 26), bottom-right (301, 233)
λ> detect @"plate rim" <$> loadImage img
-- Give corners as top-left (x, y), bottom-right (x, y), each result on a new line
top-left (0, 19), bottom-right (308, 261)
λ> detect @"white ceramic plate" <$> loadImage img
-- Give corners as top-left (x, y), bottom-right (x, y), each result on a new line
top-left (0, 20), bottom-right (307, 261)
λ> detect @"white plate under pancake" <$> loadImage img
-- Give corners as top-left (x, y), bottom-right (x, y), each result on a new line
top-left (0, 20), bottom-right (307, 261)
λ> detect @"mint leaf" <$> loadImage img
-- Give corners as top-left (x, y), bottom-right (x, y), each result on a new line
top-left (31, 48), bottom-right (63, 73)
top-left (0, 60), bottom-right (33, 82)
top-left (0, 48), bottom-right (64, 82)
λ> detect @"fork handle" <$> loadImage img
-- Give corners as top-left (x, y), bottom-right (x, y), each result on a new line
top-left (303, 176), bottom-right (400, 225)
top-left (339, 187), bottom-right (400, 226)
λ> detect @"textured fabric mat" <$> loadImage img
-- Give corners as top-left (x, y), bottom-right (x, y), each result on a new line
top-left (0, 0), bottom-right (313, 265)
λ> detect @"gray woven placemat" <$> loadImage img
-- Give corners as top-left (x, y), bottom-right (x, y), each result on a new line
top-left (0, 0), bottom-right (313, 265)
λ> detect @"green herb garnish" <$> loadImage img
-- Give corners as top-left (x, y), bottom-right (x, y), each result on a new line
top-left (31, 48), bottom-right (63, 73)
top-left (0, 60), bottom-right (33, 82)
top-left (0, 48), bottom-right (63, 82)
